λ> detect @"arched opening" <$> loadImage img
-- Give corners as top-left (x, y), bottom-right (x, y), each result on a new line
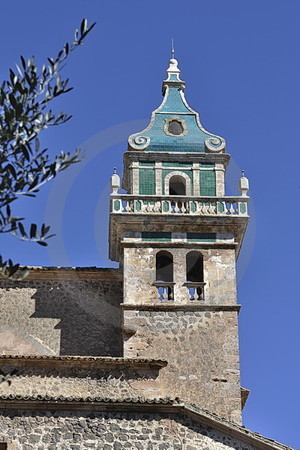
top-left (156, 251), bottom-right (173, 282)
top-left (185, 251), bottom-right (205, 301)
top-left (186, 251), bottom-right (203, 282)
top-left (155, 251), bottom-right (174, 301)
top-left (169, 175), bottom-right (186, 196)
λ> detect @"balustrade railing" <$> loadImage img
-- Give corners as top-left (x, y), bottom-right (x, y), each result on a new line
top-left (183, 282), bottom-right (206, 301)
top-left (152, 281), bottom-right (175, 301)
top-left (152, 281), bottom-right (206, 302)
top-left (111, 195), bottom-right (248, 216)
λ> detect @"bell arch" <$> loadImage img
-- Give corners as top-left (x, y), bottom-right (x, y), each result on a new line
top-left (156, 251), bottom-right (173, 282)
top-left (186, 251), bottom-right (204, 282)
top-left (164, 171), bottom-right (191, 196)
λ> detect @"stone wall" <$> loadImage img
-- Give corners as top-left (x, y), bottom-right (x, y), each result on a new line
top-left (123, 307), bottom-right (241, 423)
top-left (0, 409), bottom-right (259, 449)
top-left (0, 269), bottom-right (123, 357)
top-left (123, 247), bottom-right (237, 305)
top-left (0, 357), bottom-right (164, 400)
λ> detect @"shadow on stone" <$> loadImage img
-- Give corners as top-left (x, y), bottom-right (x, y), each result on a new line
top-left (30, 279), bottom-right (123, 356)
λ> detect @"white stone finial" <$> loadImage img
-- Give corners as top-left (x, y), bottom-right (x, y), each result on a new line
top-left (111, 167), bottom-right (120, 195)
top-left (163, 45), bottom-right (185, 91)
top-left (239, 170), bottom-right (249, 197)
top-left (167, 58), bottom-right (180, 75)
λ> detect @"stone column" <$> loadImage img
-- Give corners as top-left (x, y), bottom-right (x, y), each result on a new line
top-left (155, 162), bottom-right (162, 195)
top-left (131, 162), bottom-right (139, 194)
top-left (172, 248), bottom-right (189, 303)
top-left (193, 163), bottom-right (200, 196)
top-left (215, 164), bottom-right (225, 196)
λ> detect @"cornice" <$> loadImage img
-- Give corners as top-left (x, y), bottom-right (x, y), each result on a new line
top-left (0, 267), bottom-right (122, 281)
top-left (121, 303), bottom-right (241, 312)
top-left (0, 355), bottom-right (167, 368)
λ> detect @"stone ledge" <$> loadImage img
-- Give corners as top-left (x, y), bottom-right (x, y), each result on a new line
top-left (0, 267), bottom-right (122, 281)
top-left (121, 303), bottom-right (241, 312)
top-left (0, 355), bottom-right (167, 368)
top-left (0, 394), bottom-right (176, 404)
top-left (120, 241), bottom-right (238, 249)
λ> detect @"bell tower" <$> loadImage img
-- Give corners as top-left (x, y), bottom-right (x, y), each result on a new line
top-left (109, 58), bottom-right (249, 424)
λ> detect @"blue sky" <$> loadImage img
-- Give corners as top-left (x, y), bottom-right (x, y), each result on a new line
top-left (1, 1), bottom-right (299, 447)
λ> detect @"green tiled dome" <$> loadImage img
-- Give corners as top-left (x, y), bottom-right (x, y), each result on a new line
top-left (128, 58), bottom-right (225, 153)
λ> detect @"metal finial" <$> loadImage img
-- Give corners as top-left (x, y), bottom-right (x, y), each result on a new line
top-left (113, 167), bottom-right (117, 174)
top-left (241, 170), bottom-right (245, 177)
top-left (171, 38), bottom-right (175, 59)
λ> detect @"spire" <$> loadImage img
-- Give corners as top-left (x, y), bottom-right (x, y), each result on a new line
top-left (163, 52), bottom-right (185, 94)
top-left (127, 55), bottom-right (226, 153)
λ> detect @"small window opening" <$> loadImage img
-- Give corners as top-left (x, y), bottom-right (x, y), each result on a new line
top-left (156, 251), bottom-right (173, 282)
top-left (169, 175), bottom-right (186, 196)
top-left (186, 251), bottom-right (203, 282)
top-left (155, 251), bottom-right (174, 301)
top-left (168, 119), bottom-right (184, 135)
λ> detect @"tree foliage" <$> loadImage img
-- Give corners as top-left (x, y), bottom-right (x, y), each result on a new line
top-left (0, 19), bottom-right (95, 279)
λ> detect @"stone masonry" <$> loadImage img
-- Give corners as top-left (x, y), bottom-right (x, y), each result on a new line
top-left (0, 409), bottom-right (264, 450)
top-left (0, 268), bottom-right (122, 357)
top-left (123, 306), bottom-right (241, 423)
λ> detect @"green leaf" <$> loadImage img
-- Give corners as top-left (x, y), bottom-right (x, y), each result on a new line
top-left (80, 18), bottom-right (87, 35)
top-left (45, 233), bottom-right (55, 240)
top-left (35, 138), bottom-right (40, 151)
top-left (30, 223), bottom-right (37, 239)
top-left (8, 264), bottom-right (20, 276)
top-left (18, 222), bottom-right (27, 237)
top-left (37, 241), bottom-right (47, 247)
top-left (20, 55), bottom-right (26, 70)
top-left (8, 93), bottom-right (17, 109)
top-left (6, 164), bottom-right (16, 178)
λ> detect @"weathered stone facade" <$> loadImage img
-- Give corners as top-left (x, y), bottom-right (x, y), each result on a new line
top-left (0, 397), bottom-right (292, 450)
top-left (123, 306), bottom-right (241, 423)
top-left (0, 409), bottom-right (269, 449)
top-left (0, 269), bottom-right (122, 357)
top-left (123, 247), bottom-right (237, 305)
top-left (0, 356), bottom-right (165, 400)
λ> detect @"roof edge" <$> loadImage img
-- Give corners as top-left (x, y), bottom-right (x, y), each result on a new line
top-left (0, 396), bottom-right (291, 449)
top-left (0, 267), bottom-right (122, 281)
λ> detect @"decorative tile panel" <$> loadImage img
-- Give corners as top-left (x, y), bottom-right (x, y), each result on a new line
top-left (139, 169), bottom-right (155, 195)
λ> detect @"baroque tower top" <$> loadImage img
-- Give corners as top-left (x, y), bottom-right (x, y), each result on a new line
top-left (110, 57), bottom-right (249, 263)
top-left (127, 57), bottom-right (226, 154)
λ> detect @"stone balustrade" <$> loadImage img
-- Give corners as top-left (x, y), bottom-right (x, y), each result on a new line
top-left (152, 281), bottom-right (206, 302)
top-left (111, 195), bottom-right (248, 216)
top-left (152, 281), bottom-right (175, 301)
top-left (183, 282), bottom-right (206, 301)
